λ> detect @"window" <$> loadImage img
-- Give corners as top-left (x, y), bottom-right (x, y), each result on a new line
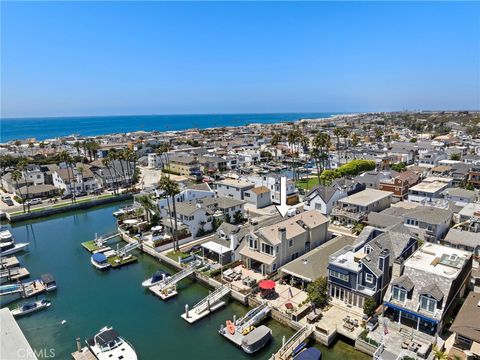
top-left (249, 237), bottom-right (257, 249)
top-left (365, 245), bottom-right (373, 254)
top-left (288, 239), bottom-right (293, 247)
top-left (244, 192), bottom-right (250, 198)
top-left (330, 270), bottom-right (349, 282)
top-left (365, 273), bottom-right (374, 284)
top-left (392, 286), bottom-right (407, 302)
top-left (420, 295), bottom-right (436, 313)
top-left (261, 243), bottom-right (274, 255)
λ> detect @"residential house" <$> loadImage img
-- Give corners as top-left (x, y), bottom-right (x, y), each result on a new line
top-left (157, 183), bottom-right (214, 216)
top-left (215, 179), bottom-right (255, 201)
top-left (467, 166), bottom-right (480, 189)
top-left (90, 159), bottom-right (135, 190)
top-left (442, 188), bottom-right (476, 206)
top-left (304, 184), bottom-right (347, 215)
top-left (448, 292), bottom-right (480, 359)
top-left (443, 229), bottom-right (480, 257)
top-left (331, 188), bottom-right (393, 226)
top-left (402, 206), bottom-right (453, 243)
top-left (197, 155), bottom-right (227, 174)
top-left (52, 165), bottom-right (100, 195)
top-left (379, 170), bottom-right (421, 201)
top-left (239, 210), bottom-right (329, 275)
top-left (383, 243), bottom-right (472, 336)
top-left (166, 155), bottom-right (201, 177)
top-left (328, 225), bottom-right (418, 309)
top-left (244, 186), bottom-right (272, 209)
top-left (244, 174), bottom-right (299, 205)
top-left (408, 177), bottom-right (453, 203)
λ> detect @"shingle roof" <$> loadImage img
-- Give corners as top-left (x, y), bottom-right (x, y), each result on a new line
top-left (391, 275), bottom-right (415, 292)
top-left (450, 292), bottom-right (480, 343)
top-left (404, 207), bottom-right (453, 224)
top-left (419, 283), bottom-right (444, 301)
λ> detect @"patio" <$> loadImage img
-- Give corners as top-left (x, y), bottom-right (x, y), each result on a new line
top-left (309, 300), bottom-right (364, 340)
top-left (254, 281), bottom-right (309, 315)
top-left (225, 265), bottom-right (266, 292)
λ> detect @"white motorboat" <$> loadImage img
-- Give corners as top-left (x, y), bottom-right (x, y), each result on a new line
top-left (0, 242), bottom-right (29, 256)
top-left (86, 326), bottom-right (137, 360)
top-left (0, 227), bottom-right (14, 242)
top-left (11, 299), bottom-right (51, 317)
top-left (91, 253), bottom-right (111, 270)
top-left (141, 270), bottom-right (170, 288)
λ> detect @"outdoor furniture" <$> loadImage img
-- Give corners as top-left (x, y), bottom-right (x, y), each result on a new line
top-left (353, 319), bottom-right (359, 327)
top-left (307, 311), bottom-right (322, 324)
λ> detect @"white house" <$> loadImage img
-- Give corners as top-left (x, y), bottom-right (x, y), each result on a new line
top-left (304, 184), bottom-right (347, 215)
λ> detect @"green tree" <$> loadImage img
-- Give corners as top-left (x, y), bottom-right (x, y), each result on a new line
top-left (16, 159), bottom-right (31, 211)
top-left (136, 194), bottom-right (157, 224)
top-left (158, 175), bottom-right (180, 251)
top-left (306, 277), bottom-right (329, 308)
top-left (11, 169), bottom-right (25, 213)
top-left (391, 162), bottom-right (407, 172)
top-left (270, 133), bottom-right (282, 164)
top-left (450, 153), bottom-right (461, 161)
top-left (363, 297), bottom-right (377, 317)
top-left (409, 138), bottom-right (417, 143)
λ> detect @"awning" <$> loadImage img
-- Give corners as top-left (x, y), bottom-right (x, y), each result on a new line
top-left (201, 241), bottom-right (231, 255)
top-left (384, 302), bottom-right (439, 324)
top-left (471, 341), bottom-right (480, 356)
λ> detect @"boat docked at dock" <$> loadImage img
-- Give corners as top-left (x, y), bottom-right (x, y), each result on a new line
top-left (40, 273), bottom-right (57, 291)
top-left (294, 347), bottom-right (322, 360)
top-left (0, 283), bottom-right (24, 305)
top-left (0, 241), bottom-right (29, 256)
top-left (0, 227), bottom-right (14, 242)
top-left (141, 270), bottom-right (170, 288)
top-left (11, 299), bottom-right (51, 317)
top-left (86, 326), bottom-right (137, 360)
top-left (91, 253), bottom-right (111, 270)
top-left (240, 325), bottom-right (272, 354)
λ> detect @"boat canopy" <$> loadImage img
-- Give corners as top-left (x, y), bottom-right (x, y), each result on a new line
top-left (95, 329), bottom-right (120, 346)
top-left (92, 253), bottom-right (108, 263)
top-left (152, 270), bottom-right (166, 282)
top-left (242, 325), bottom-right (271, 346)
top-left (40, 273), bottom-right (55, 284)
top-left (294, 348), bottom-right (322, 360)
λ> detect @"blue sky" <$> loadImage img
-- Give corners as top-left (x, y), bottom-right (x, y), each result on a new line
top-left (1, 1), bottom-right (479, 118)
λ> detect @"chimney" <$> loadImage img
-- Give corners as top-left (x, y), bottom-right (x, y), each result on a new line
top-left (278, 227), bottom-right (287, 243)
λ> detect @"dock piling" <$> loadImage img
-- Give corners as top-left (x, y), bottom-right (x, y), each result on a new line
top-left (185, 304), bottom-right (189, 318)
top-left (76, 337), bottom-right (81, 351)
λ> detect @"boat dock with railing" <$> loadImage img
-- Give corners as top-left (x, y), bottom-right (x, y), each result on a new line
top-left (81, 232), bottom-right (121, 253)
top-left (149, 263), bottom-right (197, 300)
top-left (270, 325), bottom-right (314, 360)
top-left (181, 285), bottom-right (230, 324)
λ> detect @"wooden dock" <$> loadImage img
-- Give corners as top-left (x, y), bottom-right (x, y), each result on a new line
top-left (149, 284), bottom-right (178, 300)
top-left (0, 267), bottom-right (30, 283)
top-left (0, 256), bottom-right (20, 269)
top-left (107, 254), bottom-right (137, 268)
top-left (23, 280), bottom-right (47, 298)
top-left (71, 347), bottom-right (96, 360)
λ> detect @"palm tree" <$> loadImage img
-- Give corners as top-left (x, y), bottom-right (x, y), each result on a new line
top-left (102, 157), bottom-right (117, 195)
top-left (11, 170), bottom-right (25, 213)
top-left (16, 159), bottom-right (31, 211)
top-left (270, 133), bottom-right (282, 164)
top-left (136, 194), bottom-right (157, 224)
top-left (59, 150), bottom-right (75, 203)
top-left (432, 345), bottom-right (448, 360)
top-left (158, 176), bottom-right (175, 247)
top-left (333, 127), bottom-right (342, 154)
top-left (351, 133), bottom-right (359, 147)
top-left (77, 165), bottom-right (85, 192)
top-left (313, 132), bottom-right (331, 174)
top-left (158, 175), bottom-right (180, 251)
top-left (73, 141), bottom-right (81, 155)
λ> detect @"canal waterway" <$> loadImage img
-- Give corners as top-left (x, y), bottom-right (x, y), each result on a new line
top-left (3, 202), bottom-right (369, 360)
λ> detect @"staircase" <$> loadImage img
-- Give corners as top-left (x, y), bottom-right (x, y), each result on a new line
top-left (237, 303), bottom-right (271, 333)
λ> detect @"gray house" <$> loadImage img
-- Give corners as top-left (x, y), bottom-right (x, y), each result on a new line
top-left (244, 186), bottom-right (272, 209)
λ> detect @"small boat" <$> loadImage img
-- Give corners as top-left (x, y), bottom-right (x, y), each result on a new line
top-left (40, 273), bottom-right (57, 291)
top-left (141, 270), bottom-right (169, 288)
top-left (294, 347), bottom-right (322, 360)
top-left (0, 283), bottom-right (24, 305)
top-left (226, 320), bottom-right (235, 335)
top-left (86, 326), bottom-right (137, 360)
top-left (0, 242), bottom-right (29, 256)
top-left (11, 299), bottom-right (51, 317)
top-left (241, 325), bottom-right (272, 354)
top-left (91, 253), bottom-right (111, 270)
top-left (0, 227), bottom-right (14, 242)
top-left (292, 342), bottom-right (308, 358)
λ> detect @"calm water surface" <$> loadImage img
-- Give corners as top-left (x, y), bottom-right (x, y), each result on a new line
top-left (2, 202), bottom-right (368, 360)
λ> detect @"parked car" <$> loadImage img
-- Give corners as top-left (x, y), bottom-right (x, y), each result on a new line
top-left (1, 195), bottom-right (14, 206)
top-left (26, 198), bottom-right (42, 206)
top-left (286, 207), bottom-right (297, 217)
top-left (250, 217), bottom-right (259, 225)
top-left (75, 191), bottom-right (88, 197)
top-left (61, 193), bottom-right (73, 200)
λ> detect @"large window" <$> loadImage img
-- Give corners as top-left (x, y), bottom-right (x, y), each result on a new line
top-left (249, 237), bottom-right (257, 250)
top-left (392, 286), bottom-right (407, 302)
top-left (365, 273), bottom-right (374, 284)
top-left (420, 295), bottom-right (436, 313)
top-left (330, 270), bottom-right (349, 282)
top-left (261, 243), bottom-right (274, 255)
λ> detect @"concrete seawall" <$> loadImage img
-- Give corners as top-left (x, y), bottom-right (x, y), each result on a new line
top-left (7, 194), bottom-right (133, 223)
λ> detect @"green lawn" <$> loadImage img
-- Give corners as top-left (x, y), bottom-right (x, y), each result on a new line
top-left (296, 177), bottom-right (320, 191)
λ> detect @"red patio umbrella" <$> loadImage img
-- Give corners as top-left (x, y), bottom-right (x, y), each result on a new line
top-left (258, 279), bottom-right (276, 290)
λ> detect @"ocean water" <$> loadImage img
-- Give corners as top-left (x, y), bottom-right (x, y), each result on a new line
top-left (2, 202), bottom-right (369, 360)
top-left (0, 112), bottom-right (341, 142)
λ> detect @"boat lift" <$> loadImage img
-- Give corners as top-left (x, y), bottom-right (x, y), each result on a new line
top-left (270, 325), bottom-right (314, 360)
top-left (182, 285), bottom-right (231, 324)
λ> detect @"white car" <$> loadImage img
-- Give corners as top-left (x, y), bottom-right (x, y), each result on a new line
top-left (1, 195), bottom-right (14, 206)
top-left (26, 198), bottom-right (42, 206)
